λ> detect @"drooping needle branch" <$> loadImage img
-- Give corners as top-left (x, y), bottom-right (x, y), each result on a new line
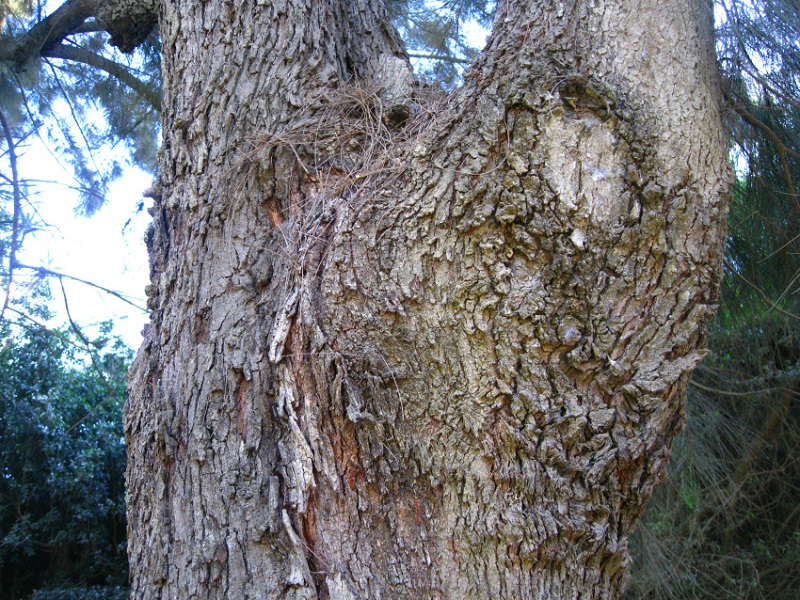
top-left (58, 277), bottom-right (122, 434)
top-left (724, 259), bottom-right (800, 323)
top-left (732, 101), bottom-right (800, 215)
top-left (0, 108), bottom-right (22, 324)
top-left (47, 42), bottom-right (161, 111)
top-left (14, 262), bottom-right (148, 312)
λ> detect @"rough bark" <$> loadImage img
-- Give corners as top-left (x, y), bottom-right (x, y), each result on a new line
top-left (126, 0), bottom-right (730, 597)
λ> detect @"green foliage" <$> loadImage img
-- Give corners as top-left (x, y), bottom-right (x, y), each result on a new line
top-left (0, 322), bottom-right (131, 600)
top-left (389, 0), bottom-right (492, 86)
top-left (716, 0), bottom-right (800, 322)
top-left (29, 586), bottom-right (128, 600)
top-left (627, 346), bottom-right (800, 599)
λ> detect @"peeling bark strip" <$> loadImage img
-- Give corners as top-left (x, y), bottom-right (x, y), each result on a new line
top-left (126, 0), bottom-right (729, 597)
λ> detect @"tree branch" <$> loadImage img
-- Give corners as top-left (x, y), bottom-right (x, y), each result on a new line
top-left (59, 277), bottom-right (113, 386)
top-left (407, 52), bottom-right (471, 64)
top-left (47, 42), bottom-right (161, 111)
top-left (71, 19), bottom-right (106, 35)
top-left (732, 101), bottom-right (800, 162)
top-left (56, 277), bottom-right (126, 434)
top-left (732, 100), bottom-right (800, 214)
top-left (0, 0), bottom-right (158, 70)
top-left (0, 108), bottom-right (22, 324)
top-left (724, 259), bottom-right (800, 323)
top-left (94, 0), bottom-right (158, 52)
top-left (5, 0), bottom-right (100, 70)
top-left (13, 262), bottom-right (148, 311)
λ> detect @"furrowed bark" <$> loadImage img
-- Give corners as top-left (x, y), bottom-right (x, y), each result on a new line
top-left (126, 0), bottom-right (730, 597)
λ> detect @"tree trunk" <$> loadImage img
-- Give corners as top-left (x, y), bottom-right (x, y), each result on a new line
top-left (126, 0), bottom-right (730, 597)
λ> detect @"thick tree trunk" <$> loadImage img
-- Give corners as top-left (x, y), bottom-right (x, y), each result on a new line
top-left (126, 0), bottom-right (729, 597)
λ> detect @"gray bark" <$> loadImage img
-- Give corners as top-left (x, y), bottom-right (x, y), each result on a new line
top-left (126, 0), bottom-right (730, 597)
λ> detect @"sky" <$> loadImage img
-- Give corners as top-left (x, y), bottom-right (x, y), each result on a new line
top-left (16, 150), bottom-right (153, 350)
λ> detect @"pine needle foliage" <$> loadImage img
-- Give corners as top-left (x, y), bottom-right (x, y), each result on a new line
top-left (0, 0), bottom-right (160, 340)
top-left (388, 0), bottom-right (493, 86)
top-left (0, 1), bottom-right (160, 213)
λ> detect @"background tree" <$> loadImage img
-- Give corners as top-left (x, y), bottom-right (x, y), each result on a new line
top-left (0, 310), bottom-right (131, 600)
top-left (0, 8), bottom-right (154, 593)
top-left (0, 0), bottom-right (160, 339)
top-left (388, 0), bottom-right (491, 86)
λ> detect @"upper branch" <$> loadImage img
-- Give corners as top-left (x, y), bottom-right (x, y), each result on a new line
top-left (465, 0), bottom-right (725, 193)
top-left (48, 42), bottom-right (161, 111)
top-left (2, 0), bottom-right (98, 69)
top-left (0, 0), bottom-right (158, 71)
top-left (94, 0), bottom-right (158, 52)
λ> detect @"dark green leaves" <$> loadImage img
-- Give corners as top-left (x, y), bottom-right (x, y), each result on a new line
top-left (0, 322), bottom-right (131, 599)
